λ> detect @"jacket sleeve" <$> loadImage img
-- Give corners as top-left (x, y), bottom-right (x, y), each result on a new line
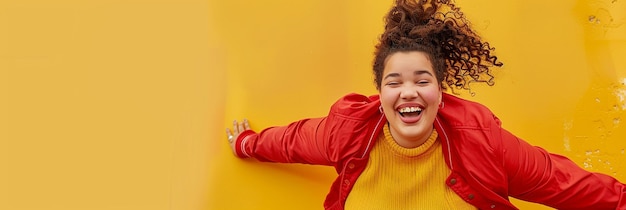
top-left (233, 93), bottom-right (382, 166)
top-left (499, 127), bottom-right (626, 209)
top-left (234, 117), bottom-right (334, 165)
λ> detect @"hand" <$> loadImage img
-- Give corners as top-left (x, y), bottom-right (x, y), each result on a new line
top-left (225, 119), bottom-right (250, 155)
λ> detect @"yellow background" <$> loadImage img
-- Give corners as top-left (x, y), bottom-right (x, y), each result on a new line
top-left (1, 0), bottom-right (625, 209)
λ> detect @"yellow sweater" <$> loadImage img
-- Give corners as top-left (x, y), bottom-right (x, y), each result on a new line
top-left (344, 124), bottom-right (476, 209)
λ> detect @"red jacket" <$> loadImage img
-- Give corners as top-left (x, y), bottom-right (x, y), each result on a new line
top-left (235, 93), bottom-right (626, 210)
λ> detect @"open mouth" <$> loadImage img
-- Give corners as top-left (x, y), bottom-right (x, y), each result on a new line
top-left (398, 107), bottom-right (423, 117)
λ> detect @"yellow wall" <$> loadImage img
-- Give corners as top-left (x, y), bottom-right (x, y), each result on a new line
top-left (1, 0), bottom-right (624, 210)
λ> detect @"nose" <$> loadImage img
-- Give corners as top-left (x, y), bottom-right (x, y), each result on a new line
top-left (400, 86), bottom-right (418, 100)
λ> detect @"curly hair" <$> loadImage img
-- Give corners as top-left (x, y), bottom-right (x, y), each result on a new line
top-left (373, 0), bottom-right (503, 92)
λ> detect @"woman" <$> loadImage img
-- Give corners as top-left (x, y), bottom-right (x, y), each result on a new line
top-left (225, 0), bottom-right (626, 209)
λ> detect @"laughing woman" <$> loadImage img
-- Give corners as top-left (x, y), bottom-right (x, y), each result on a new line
top-left (225, 0), bottom-right (626, 209)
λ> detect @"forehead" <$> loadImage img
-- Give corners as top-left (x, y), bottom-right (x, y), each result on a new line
top-left (383, 51), bottom-right (434, 76)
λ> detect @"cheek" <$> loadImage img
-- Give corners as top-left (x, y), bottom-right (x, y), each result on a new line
top-left (420, 88), bottom-right (442, 104)
top-left (379, 88), bottom-right (398, 112)
top-left (379, 88), bottom-right (396, 104)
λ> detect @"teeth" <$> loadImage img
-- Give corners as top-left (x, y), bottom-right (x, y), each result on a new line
top-left (399, 107), bottom-right (422, 113)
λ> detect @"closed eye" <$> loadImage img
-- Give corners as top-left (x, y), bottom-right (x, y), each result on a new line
top-left (385, 82), bottom-right (400, 86)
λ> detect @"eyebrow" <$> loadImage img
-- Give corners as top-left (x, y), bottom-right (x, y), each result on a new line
top-left (383, 70), bottom-right (433, 80)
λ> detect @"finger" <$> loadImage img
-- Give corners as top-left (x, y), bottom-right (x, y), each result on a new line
top-left (243, 119), bottom-right (250, 130)
top-left (233, 120), bottom-right (238, 133)
top-left (237, 120), bottom-right (245, 134)
top-left (225, 128), bottom-right (234, 143)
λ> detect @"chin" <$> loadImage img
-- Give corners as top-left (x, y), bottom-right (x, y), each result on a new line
top-left (399, 127), bottom-right (424, 137)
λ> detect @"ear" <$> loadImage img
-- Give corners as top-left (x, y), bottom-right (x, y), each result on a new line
top-left (437, 87), bottom-right (444, 109)
top-left (438, 87), bottom-right (443, 104)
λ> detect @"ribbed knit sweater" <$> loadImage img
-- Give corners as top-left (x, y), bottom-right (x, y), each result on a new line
top-left (344, 124), bottom-right (476, 209)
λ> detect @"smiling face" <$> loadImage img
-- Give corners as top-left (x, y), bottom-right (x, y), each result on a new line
top-left (379, 51), bottom-right (442, 148)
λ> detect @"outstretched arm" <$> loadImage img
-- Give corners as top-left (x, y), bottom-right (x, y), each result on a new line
top-left (500, 128), bottom-right (626, 209)
top-left (226, 117), bottom-right (334, 166)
